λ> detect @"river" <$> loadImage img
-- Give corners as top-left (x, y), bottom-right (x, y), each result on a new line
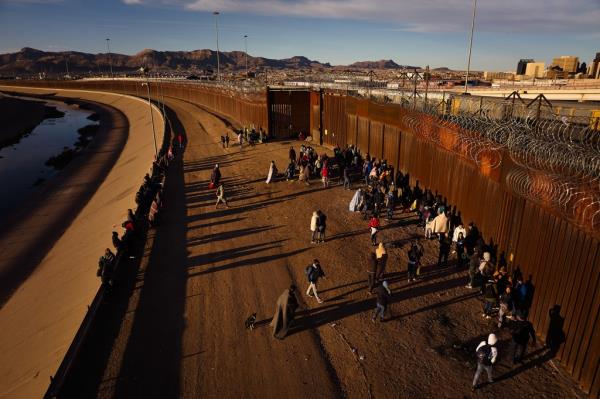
top-left (0, 96), bottom-right (99, 217)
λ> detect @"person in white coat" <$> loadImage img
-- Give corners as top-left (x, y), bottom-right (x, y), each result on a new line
top-left (310, 211), bottom-right (318, 243)
top-left (266, 160), bottom-right (277, 184)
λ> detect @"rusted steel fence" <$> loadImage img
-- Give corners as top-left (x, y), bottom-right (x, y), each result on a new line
top-left (317, 90), bottom-right (600, 397)
top-left (2, 80), bottom-right (598, 396)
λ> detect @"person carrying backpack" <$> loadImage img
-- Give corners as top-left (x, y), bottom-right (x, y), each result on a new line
top-left (472, 333), bottom-right (498, 390)
top-left (305, 259), bottom-right (326, 303)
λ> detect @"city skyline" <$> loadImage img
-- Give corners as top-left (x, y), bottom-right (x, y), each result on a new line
top-left (0, 0), bottom-right (598, 71)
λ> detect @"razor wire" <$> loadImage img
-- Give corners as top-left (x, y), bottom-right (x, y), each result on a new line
top-left (399, 95), bottom-right (600, 232)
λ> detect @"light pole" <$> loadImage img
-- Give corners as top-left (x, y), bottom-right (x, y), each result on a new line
top-left (464, 0), bottom-right (477, 94)
top-left (141, 81), bottom-right (158, 157)
top-left (213, 11), bottom-right (221, 82)
top-left (106, 38), bottom-right (113, 79)
top-left (244, 34), bottom-right (248, 78)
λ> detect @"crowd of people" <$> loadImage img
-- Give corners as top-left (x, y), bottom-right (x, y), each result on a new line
top-left (262, 142), bottom-right (545, 391)
top-left (96, 139), bottom-right (174, 290)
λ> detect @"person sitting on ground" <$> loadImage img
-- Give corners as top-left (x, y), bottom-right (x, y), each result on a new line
top-left (349, 188), bottom-right (364, 212)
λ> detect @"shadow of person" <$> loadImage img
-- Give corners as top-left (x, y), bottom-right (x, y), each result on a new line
top-left (545, 304), bottom-right (566, 358)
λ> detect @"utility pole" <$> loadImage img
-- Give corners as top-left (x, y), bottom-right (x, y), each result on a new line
top-left (244, 34), bottom-right (249, 78)
top-left (464, 0), bottom-right (477, 94)
top-left (106, 38), bottom-right (113, 79)
top-left (213, 11), bottom-right (221, 82)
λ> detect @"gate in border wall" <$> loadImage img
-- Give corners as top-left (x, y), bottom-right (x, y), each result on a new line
top-left (1, 80), bottom-right (598, 397)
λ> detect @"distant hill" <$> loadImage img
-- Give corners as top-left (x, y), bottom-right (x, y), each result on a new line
top-left (0, 48), bottom-right (419, 75)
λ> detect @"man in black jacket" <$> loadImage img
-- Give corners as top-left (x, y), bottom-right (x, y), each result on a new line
top-left (511, 316), bottom-right (536, 363)
top-left (316, 210), bottom-right (327, 243)
top-left (372, 280), bottom-right (392, 322)
top-left (305, 259), bottom-right (326, 303)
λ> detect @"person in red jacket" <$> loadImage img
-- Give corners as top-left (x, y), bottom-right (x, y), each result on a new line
top-left (368, 215), bottom-right (381, 246)
top-left (321, 159), bottom-right (329, 188)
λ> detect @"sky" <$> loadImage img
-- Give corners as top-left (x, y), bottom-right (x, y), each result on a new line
top-left (0, 0), bottom-right (598, 71)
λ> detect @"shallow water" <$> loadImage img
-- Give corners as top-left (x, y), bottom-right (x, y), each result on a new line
top-left (0, 97), bottom-right (98, 217)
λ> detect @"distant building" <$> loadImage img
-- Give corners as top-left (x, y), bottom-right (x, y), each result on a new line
top-left (483, 71), bottom-right (515, 80)
top-left (550, 56), bottom-right (579, 73)
top-left (517, 59), bottom-right (534, 75)
top-left (590, 52), bottom-right (600, 79)
top-left (524, 62), bottom-right (545, 78)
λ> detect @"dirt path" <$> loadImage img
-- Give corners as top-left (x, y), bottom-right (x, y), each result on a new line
top-left (62, 96), bottom-right (584, 399)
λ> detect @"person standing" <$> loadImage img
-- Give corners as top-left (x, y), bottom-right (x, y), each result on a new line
top-left (310, 211), bottom-right (319, 244)
top-left (473, 333), bottom-right (498, 390)
top-left (305, 259), bottom-right (326, 304)
top-left (321, 160), bottom-right (329, 188)
top-left (289, 146), bottom-right (296, 164)
top-left (211, 164), bottom-right (221, 187)
top-left (385, 190), bottom-right (395, 221)
top-left (368, 215), bottom-right (381, 246)
top-left (437, 234), bottom-right (451, 268)
top-left (407, 241), bottom-right (424, 282)
top-left (215, 183), bottom-right (228, 209)
top-left (225, 134), bottom-right (230, 148)
top-left (343, 165), bottom-right (351, 190)
top-left (316, 210), bottom-right (327, 243)
top-left (220, 135), bottom-right (226, 148)
top-left (270, 285), bottom-right (300, 339)
top-left (511, 316), bottom-right (536, 363)
top-left (237, 131), bottom-right (243, 149)
top-left (372, 280), bottom-right (392, 322)
top-left (482, 277), bottom-right (499, 319)
top-left (367, 252), bottom-right (378, 293)
top-left (266, 160), bottom-right (277, 184)
top-left (466, 250), bottom-right (480, 289)
top-left (455, 232), bottom-right (467, 268)
top-left (375, 243), bottom-right (388, 281)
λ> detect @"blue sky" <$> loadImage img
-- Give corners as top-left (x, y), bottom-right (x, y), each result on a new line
top-left (0, 0), bottom-right (598, 71)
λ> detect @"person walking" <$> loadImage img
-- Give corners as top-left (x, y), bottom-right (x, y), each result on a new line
top-left (375, 243), bottom-right (388, 281)
top-left (316, 210), bottom-right (327, 243)
top-left (215, 183), bottom-right (228, 209)
top-left (305, 259), bottom-right (326, 303)
top-left (472, 333), bottom-right (498, 390)
top-left (270, 285), bottom-right (300, 339)
top-left (511, 316), bottom-right (536, 363)
top-left (368, 215), bottom-right (381, 246)
top-left (367, 252), bottom-right (378, 293)
top-left (211, 164), bottom-right (221, 187)
top-left (372, 280), bottom-right (392, 322)
top-left (310, 211), bottom-right (319, 244)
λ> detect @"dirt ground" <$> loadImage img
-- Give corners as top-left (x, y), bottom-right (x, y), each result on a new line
top-left (61, 96), bottom-right (585, 399)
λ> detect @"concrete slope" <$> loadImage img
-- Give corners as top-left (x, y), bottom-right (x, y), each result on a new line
top-left (0, 87), bottom-right (164, 399)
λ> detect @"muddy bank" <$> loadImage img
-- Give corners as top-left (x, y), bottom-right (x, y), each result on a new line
top-left (0, 95), bottom-right (65, 148)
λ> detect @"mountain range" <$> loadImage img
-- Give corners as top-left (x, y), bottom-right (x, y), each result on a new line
top-left (0, 48), bottom-right (421, 75)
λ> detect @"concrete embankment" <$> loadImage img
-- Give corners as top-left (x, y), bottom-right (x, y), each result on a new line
top-left (0, 86), bottom-right (164, 399)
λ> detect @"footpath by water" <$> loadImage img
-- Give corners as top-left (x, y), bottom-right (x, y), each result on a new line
top-left (0, 97), bottom-right (98, 217)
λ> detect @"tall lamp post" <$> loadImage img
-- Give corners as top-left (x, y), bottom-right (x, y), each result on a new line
top-left (141, 82), bottom-right (158, 157)
top-left (464, 0), bottom-right (477, 94)
top-left (106, 38), bottom-right (113, 79)
top-left (213, 11), bottom-right (221, 82)
top-left (244, 34), bottom-right (249, 77)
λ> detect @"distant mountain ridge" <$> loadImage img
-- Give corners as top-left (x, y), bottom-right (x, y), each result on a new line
top-left (0, 48), bottom-right (422, 75)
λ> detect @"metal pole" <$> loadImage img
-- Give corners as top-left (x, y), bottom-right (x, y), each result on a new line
top-left (244, 34), bottom-right (248, 78)
top-left (464, 0), bottom-right (477, 94)
top-left (106, 38), bottom-right (113, 79)
top-left (213, 11), bottom-right (221, 82)
top-left (143, 82), bottom-right (158, 157)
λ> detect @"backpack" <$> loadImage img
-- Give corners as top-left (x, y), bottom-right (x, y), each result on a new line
top-left (476, 344), bottom-right (493, 366)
